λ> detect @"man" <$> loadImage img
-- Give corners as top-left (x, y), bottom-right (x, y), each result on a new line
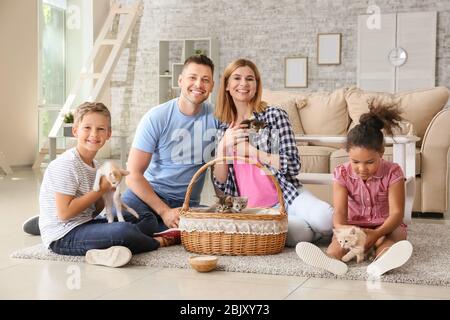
top-left (23, 55), bottom-right (218, 236)
top-left (122, 54), bottom-right (218, 232)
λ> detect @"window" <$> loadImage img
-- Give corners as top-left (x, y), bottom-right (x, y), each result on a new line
top-left (39, 0), bottom-right (66, 105)
top-left (38, 0), bottom-right (66, 149)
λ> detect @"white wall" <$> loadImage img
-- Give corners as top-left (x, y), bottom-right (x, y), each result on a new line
top-left (0, 0), bottom-right (38, 166)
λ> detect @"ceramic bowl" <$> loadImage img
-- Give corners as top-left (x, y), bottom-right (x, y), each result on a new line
top-left (189, 255), bottom-right (218, 272)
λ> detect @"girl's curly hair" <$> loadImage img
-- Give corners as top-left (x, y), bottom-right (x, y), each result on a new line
top-left (346, 97), bottom-right (403, 152)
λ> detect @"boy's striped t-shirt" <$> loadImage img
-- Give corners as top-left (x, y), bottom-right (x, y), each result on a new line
top-left (39, 148), bottom-right (98, 248)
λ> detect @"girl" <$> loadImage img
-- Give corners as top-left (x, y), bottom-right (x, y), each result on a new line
top-left (213, 58), bottom-right (334, 245)
top-left (296, 103), bottom-right (413, 276)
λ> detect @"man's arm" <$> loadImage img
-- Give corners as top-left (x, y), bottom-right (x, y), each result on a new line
top-left (126, 147), bottom-right (180, 228)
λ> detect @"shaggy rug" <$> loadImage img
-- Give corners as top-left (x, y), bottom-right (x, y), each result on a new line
top-left (10, 222), bottom-right (450, 287)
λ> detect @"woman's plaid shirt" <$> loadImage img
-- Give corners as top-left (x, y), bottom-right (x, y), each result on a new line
top-left (213, 106), bottom-right (302, 206)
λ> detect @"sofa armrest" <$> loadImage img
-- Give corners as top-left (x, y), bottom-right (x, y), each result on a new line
top-left (420, 108), bottom-right (450, 214)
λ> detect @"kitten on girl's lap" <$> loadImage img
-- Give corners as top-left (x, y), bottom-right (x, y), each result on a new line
top-left (334, 226), bottom-right (384, 263)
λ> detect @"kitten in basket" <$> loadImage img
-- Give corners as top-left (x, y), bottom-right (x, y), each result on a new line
top-left (93, 161), bottom-right (139, 223)
top-left (334, 226), bottom-right (384, 263)
top-left (210, 195), bottom-right (248, 213)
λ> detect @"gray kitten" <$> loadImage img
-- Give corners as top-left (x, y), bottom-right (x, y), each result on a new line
top-left (240, 118), bottom-right (267, 133)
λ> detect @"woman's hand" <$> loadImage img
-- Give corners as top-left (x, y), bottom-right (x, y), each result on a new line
top-left (218, 122), bottom-right (249, 156)
top-left (233, 140), bottom-right (258, 158)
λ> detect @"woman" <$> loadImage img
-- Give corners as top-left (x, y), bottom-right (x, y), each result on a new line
top-left (213, 58), bottom-right (333, 246)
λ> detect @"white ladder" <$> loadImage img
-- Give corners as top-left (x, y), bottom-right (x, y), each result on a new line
top-left (34, 0), bottom-right (142, 169)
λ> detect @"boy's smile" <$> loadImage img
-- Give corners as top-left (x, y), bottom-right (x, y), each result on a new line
top-left (73, 112), bottom-right (111, 164)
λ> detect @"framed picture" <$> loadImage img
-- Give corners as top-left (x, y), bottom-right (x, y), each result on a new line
top-left (317, 33), bottom-right (341, 65)
top-left (284, 57), bottom-right (308, 88)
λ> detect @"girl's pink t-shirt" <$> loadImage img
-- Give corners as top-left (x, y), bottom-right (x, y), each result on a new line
top-left (333, 159), bottom-right (405, 227)
top-left (233, 158), bottom-right (278, 208)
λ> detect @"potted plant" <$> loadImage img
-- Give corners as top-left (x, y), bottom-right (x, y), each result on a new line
top-left (63, 112), bottom-right (74, 137)
top-left (195, 49), bottom-right (206, 56)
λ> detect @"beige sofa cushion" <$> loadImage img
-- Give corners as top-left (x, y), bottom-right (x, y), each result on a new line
top-left (396, 87), bottom-right (450, 141)
top-left (290, 88), bottom-right (350, 149)
top-left (262, 89), bottom-right (304, 135)
top-left (345, 86), bottom-right (393, 127)
top-left (297, 88), bottom-right (349, 147)
top-left (298, 146), bottom-right (337, 173)
top-left (329, 147), bottom-right (421, 176)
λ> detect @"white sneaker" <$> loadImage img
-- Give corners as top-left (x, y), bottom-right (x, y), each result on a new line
top-left (85, 246), bottom-right (132, 268)
top-left (296, 242), bottom-right (348, 276)
top-left (366, 240), bottom-right (413, 277)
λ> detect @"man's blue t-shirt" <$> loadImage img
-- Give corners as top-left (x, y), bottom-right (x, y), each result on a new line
top-left (132, 98), bottom-right (218, 205)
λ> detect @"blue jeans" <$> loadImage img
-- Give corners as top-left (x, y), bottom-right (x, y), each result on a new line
top-left (50, 189), bottom-right (185, 256)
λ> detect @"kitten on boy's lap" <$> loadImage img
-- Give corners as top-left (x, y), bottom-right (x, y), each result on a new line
top-left (93, 161), bottom-right (139, 223)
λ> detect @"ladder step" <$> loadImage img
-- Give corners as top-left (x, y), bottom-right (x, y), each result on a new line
top-left (114, 8), bottom-right (134, 14)
top-left (101, 39), bottom-right (118, 46)
top-left (80, 73), bottom-right (101, 79)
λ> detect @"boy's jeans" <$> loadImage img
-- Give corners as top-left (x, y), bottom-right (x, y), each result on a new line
top-left (50, 189), bottom-right (186, 256)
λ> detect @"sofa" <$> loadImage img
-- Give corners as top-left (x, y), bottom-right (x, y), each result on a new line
top-left (262, 86), bottom-right (450, 218)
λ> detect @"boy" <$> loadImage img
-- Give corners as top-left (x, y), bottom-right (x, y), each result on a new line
top-left (39, 102), bottom-right (172, 268)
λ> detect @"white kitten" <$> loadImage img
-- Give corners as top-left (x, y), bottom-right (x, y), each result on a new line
top-left (334, 226), bottom-right (367, 263)
top-left (93, 161), bottom-right (139, 223)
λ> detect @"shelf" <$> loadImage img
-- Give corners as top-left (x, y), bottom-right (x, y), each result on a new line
top-left (171, 63), bottom-right (184, 88)
top-left (158, 38), bottom-right (219, 104)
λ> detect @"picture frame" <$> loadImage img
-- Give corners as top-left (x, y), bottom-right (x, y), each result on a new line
top-left (284, 57), bottom-right (308, 88)
top-left (317, 33), bottom-right (341, 65)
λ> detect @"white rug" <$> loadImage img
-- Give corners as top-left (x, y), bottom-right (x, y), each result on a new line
top-left (10, 222), bottom-right (450, 286)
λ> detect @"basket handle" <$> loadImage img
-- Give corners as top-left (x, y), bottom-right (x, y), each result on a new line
top-left (181, 156), bottom-right (286, 215)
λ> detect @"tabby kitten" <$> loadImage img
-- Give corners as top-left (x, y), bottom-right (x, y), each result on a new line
top-left (240, 118), bottom-right (267, 133)
top-left (212, 195), bottom-right (248, 213)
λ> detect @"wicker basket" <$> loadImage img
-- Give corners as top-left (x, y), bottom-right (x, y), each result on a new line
top-left (179, 156), bottom-right (287, 256)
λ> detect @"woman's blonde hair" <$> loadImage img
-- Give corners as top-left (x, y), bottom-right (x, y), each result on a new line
top-left (214, 59), bottom-right (267, 123)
